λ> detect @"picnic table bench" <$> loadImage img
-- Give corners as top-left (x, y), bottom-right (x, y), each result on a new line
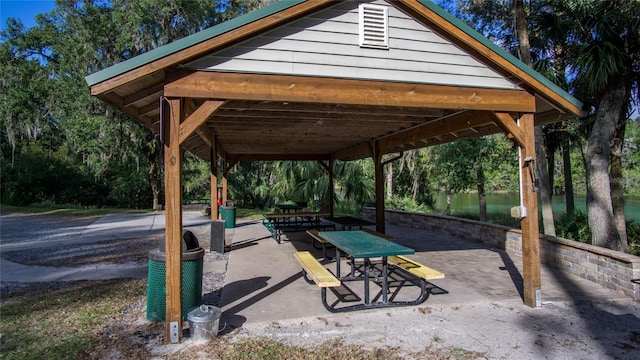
top-left (264, 211), bottom-right (332, 234)
top-left (295, 230), bottom-right (445, 312)
top-left (262, 215), bottom-right (281, 243)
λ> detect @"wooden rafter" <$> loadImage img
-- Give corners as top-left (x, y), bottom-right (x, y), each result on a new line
top-left (376, 110), bottom-right (495, 155)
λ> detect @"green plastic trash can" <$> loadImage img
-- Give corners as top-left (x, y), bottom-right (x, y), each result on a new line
top-left (146, 231), bottom-right (204, 322)
top-left (219, 200), bottom-right (236, 229)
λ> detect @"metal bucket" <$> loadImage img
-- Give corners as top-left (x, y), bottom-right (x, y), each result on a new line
top-left (187, 305), bottom-right (221, 341)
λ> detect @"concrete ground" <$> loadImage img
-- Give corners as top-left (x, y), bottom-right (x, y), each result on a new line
top-left (219, 219), bottom-right (631, 325)
top-left (0, 211), bottom-right (211, 282)
top-left (219, 219), bottom-right (640, 359)
top-left (2, 211), bottom-right (639, 358)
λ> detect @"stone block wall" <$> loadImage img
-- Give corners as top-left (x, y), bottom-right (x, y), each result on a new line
top-left (363, 207), bottom-right (640, 300)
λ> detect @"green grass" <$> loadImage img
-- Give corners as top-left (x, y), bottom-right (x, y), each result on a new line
top-left (1, 280), bottom-right (485, 359)
top-left (0, 280), bottom-right (148, 360)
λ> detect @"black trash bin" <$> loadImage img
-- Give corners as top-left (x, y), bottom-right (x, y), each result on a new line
top-left (219, 200), bottom-right (236, 229)
top-left (146, 230), bottom-right (204, 322)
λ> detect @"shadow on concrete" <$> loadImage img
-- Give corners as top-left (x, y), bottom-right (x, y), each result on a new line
top-left (225, 235), bottom-right (272, 252)
top-left (498, 249), bottom-right (525, 300)
top-left (521, 264), bottom-right (640, 358)
top-left (233, 220), bottom-right (261, 228)
top-left (219, 273), bottom-right (302, 331)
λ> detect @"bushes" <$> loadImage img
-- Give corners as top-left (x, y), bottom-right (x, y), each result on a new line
top-left (386, 195), bottom-right (434, 213)
top-left (0, 143), bottom-right (152, 208)
top-left (627, 220), bottom-right (640, 256)
top-left (556, 210), bottom-right (640, 255)
top-left (555, 210), bottom-right (592, 244)
top-left (1, 144), bottom-right (107, 206)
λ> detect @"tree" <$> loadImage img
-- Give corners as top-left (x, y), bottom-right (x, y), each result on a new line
top-left (514, 0), bottom-right (556, 235)
top-left (561, 0), bottom-right (640, 252)
top-left (430, 139), bottom-right (486, 216)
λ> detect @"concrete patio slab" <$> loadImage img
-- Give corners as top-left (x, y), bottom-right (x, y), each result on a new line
top-left (218, 220), bottom-right (631, 328)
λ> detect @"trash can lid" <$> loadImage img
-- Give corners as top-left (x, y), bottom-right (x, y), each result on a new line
top-left (148, 247), bottom-right (204, 261)
top-left (159, 230), bottom-right (200, 252)
top-left (221, 200), bottom-right (235, 208)
top-left (187, 304), bottom-right (221, 322)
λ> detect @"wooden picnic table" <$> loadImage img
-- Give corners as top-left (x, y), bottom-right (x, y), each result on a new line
top-left (300, 230), bottom-right (442, 312)
top-left (274, 204), bottom-right (303, 213)
top-left (325, 216), bottom-right (375, 230)
top-left (264, 211), bottom-right (331, 233)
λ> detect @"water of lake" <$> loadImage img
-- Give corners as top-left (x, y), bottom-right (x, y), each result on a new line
top-left (434, 192), bottom-right (640, 222)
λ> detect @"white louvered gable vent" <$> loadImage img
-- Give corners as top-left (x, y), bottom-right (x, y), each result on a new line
top-left (359, 4), bottom-right (388, 49)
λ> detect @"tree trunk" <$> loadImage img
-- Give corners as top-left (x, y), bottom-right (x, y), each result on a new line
top-left (586, 80), bottom-right (625, 251)
top-left (610, 101), bottom-right (629, 251)
top-left (562, 136), bottom-right (575, 214)
top-left (515, 0), bottom-right (555, 235)
top-left (477, 164), bottom-right (487, 222)
top-left (386, 162), bottom-right (393, 199)
top-left (148, 137), bottom-right (161, 210)
top-left (445, 185), bottom-right (452, 216)
top-left (412, 173), bottom-right (420, 202)
top-left (547, 144), bottom-right (555, 196)
top-left (536, 127), bottom-right (556, 235)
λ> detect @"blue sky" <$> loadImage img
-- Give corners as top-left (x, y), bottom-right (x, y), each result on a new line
top-left (1, 0), bottom-right (56, 31)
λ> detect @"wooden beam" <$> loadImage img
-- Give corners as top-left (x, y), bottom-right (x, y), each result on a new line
top-left (139, 101), bottom-right (159, 116)
top-left (376, 110), bottom-right (494, 155)
top-left (164, 72), bottom-right (536, 113)
top-left (164, 98), bottom-right (183, 342)
top-left (490, 112), bottom-right (526, 148)
top-left (196, 125), bottom-right (213, 148)
top-left (123, 83), bottom-right (164, 107)
top-left (395, 0), bottom-right (581, 117)
top-left (89, 0), bottom-right (335, 96)
top-left (226, 153), bottom-right (331, 162)
top-left (179, 100), bottom-right (224, 144)
top-left (333, 143), bottom-right (373, 161)
top-left (519, 113), bottom-right (541, 308)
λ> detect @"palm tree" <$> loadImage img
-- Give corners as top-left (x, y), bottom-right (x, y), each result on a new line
top-left (557, 0), bottom-right (640, 252)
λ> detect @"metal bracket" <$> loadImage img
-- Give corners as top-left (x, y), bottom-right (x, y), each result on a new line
top-left (524, 156), bottom-right (538, 192)
top-left (169, 321), bottom-right (180, 343)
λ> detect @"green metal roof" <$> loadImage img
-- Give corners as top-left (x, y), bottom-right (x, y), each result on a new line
top-left (417, 0), bottom-right (582, 111)
top-left (84, 0), bottom-right (306, 86)
top-left (85, 0), bottom-right (581, 112)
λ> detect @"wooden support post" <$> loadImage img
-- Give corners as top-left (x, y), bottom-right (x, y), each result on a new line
top-left (328, 159), bottom-right (334, 217)
top-left (210, 139), bottom-right (218, 220)
top-left (222, 172), bottom-right (228, 204)
top-left (164, 98), bottom-right (183, 341)
top-left (519, 113), bottom-right (541, 307)
top-left (373, 142), bottom-right (386, 233)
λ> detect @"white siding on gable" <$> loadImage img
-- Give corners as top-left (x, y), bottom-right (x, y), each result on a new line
top-left (184, 0), bottom-right (521, 90)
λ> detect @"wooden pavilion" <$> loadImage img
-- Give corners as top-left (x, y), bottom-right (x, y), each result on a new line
top-left (85, 0), bottom-right (582, 342)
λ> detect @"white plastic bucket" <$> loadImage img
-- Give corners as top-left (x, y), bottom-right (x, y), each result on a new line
top-left (187, 305), bottom-right (221, 341)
